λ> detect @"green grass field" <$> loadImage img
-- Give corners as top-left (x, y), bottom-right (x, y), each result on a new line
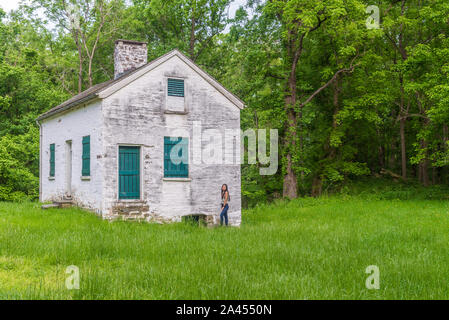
top-left (1, 194), bottom-right (449, 299)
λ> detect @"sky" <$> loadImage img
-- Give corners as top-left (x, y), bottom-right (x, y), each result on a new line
top-left (0, 0), bottom-right (21, 13)
top-left (0, 0), bottom-right (247, 17)
top-left (0, 0), bottom-right (248, 36)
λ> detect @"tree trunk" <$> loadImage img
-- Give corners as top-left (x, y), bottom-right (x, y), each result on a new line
top-left (283, 107), bottom-right (298, 199)
top-left (443, 125), bottom-right (448, 145)
top-left (189, 15), bottom-right (196, 59)
top-left (399, 117), bottom-right (407, 180)
top-left (283, 152), bottom-right (298, 198)
top-left (74, 30), bottom-right (83, 93)
top-left (88, 59), bottom-right (93, 88)
top-left (389, 140), bottom-right (396, 170)
top-left (378, 144), bottom-right (385, 170)
top-left (311, 177), bottom-right (322, 197)
top-left (78, 56), bottom-right (83, 93)
top-left (432, 167), bottom-right (437, 185)
top-left (397, 3), bottom-right (408, 180)
top-left (282, 37), bottom-right (300, 199)
top-left (420, 139), bottom-right (430, 186)
top-left (329, 74), bottom-right (340, 159)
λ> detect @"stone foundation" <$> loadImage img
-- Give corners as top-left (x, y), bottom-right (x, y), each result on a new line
top-left (107, 201), bottom-right (150, 221)
top-left (182, 214), bottom-right (219, 227)
top-left (105, 202), bottom-right (224, 226)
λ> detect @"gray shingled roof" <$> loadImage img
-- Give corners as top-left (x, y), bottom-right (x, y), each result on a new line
top-left (36, 62), bottom-right (149, 121)
top-left (37, 49), bottom-right (244, 121)
top-left (36, 80), bottom-right (111, 121)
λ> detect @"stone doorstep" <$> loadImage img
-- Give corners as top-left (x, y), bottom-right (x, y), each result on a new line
top-left (112, 201), bottom-right (147, 207)
top-left (123, 215), bottom-right (144, 221)
top-left (41, 203), bottom-right (60, 209)
top-left (54, 199), bottom-right (73, 204)
top-left (40, 197), bottom-right (75, 209)
top-left (111, 202), bottom-right (150, 216)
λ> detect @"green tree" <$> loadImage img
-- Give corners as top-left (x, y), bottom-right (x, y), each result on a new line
top-left (133, 0), bottom-right (232, 61)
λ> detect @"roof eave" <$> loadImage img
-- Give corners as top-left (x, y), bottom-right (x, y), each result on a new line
top-left (36, 93), bottom-right (99, 122)
top-left (37, 49), bottom-right (246, 121)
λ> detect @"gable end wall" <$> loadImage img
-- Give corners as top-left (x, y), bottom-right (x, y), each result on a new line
top-left (101, 55), bottom-right (242, 225)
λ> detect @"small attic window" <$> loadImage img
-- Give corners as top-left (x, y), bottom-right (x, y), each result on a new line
top-left (167, 78), bottom-right (184, 97)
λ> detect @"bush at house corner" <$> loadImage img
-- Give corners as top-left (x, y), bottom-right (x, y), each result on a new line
top-left (0, 127), bottom-right (39, 201)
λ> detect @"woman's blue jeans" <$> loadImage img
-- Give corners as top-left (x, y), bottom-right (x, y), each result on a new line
top-left (220, 204), bottom-right (229, 226)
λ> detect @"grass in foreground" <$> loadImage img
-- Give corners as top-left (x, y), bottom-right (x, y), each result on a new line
top-left (0, 195), bottom-right (449, 299)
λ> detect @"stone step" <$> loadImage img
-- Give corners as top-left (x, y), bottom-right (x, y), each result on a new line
top-left (54, 199), bottom-right (73, 204)
top-left (41, 199), bottom-right (74, 209)
top-left (41, 203), bottom-right (60, 209)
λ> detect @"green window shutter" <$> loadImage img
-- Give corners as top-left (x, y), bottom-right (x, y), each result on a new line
top-left (82, 135), bottom-right (90, 176)
top-left (164, 137), bottom-right (188, 178)
top-left (167, 78), bottom-right (184, 97)
top-left (119, 146), bottom-right (140, 199)
top-left (179, 137), bottom-right (188, 177)
top-left (49, 143), bottom-right (55, 177)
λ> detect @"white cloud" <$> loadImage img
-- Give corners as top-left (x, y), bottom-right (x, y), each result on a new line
top-left (228, 0), bottom-right (247, 19)
top-left (224, 0), bottom-right (249, 33)
top-left (0, 0), bottom-right (21, 13)
top-left (0, 0), bottom-right (249, 16)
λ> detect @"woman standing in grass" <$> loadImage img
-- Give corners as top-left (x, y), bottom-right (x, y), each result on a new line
top-left (220, 184), bottom-right (230, 226)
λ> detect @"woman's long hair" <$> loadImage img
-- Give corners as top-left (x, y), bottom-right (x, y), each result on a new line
top-left (221, 184), bottom-right (230, 201)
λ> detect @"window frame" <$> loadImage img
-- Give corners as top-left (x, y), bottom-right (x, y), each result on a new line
top-left (49, 143), bottom-right (55, 177)
top-left (164, 76), bottom-right (188, 114)
top-left (167, 78), bottom-right (185, 97)
top-left (117, 144), bottom-right (142, 201)
top-left (163, 137), bottom-right (189, 179)
top-left (82, 135), bottom-right (90, 177)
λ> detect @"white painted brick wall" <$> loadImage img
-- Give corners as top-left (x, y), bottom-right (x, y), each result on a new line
top-left (102, 55), bottom-right (242, 225)
top-left (40, 101), bottom-right (103, 212)
top-left (40, 55), bottom-right (242, 226)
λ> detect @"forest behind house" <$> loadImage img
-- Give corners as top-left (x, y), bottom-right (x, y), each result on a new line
top-left (1, 0), bottom-right (449, 206)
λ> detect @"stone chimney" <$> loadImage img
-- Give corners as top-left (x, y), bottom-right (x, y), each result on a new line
top-left (114, 39), bottom-right (148, 79)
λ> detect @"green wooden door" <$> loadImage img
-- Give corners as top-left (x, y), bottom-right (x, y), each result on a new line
top-left (119, 146), bottom-right (140, 199)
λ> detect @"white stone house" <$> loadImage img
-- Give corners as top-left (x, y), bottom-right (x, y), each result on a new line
top-left (36, 40), bottom-right (244, 226)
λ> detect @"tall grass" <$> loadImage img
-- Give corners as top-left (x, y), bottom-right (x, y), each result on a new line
top-left (0, 196), bottom-right (448, 299)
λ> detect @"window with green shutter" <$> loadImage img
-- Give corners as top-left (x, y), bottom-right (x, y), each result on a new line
top-left (164, 137), bottom-right (188, 178)
top-left (119, 146), bottom-right (140, 199)
top-left (167, 78), bottom-right (184, 97)
top-left (82, 135), bottom-right (90, 176)
top-left (49, 143), bottom-right (55, 177)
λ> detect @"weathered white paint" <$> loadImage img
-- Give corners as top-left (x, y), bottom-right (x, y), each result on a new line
top-left (40, 51), bottom-right (242, 226)
top-left (102, 54), bottom-right (241, 225)
top-left (99, 50), bottom-right (245, 109)
top-left (40, 100), bottom-right (103, 213)
top-left (165, 75), bottom-right (187, 113)
top-left (166, 95), bottom-right (186, 113)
